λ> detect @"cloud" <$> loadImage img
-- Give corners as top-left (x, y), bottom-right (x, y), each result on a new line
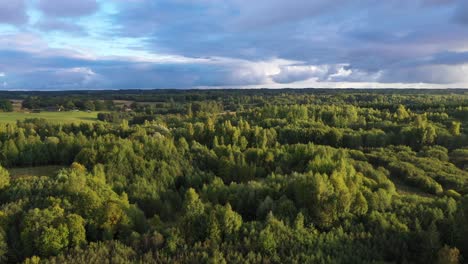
top-left (7, 67), bottom-right (97, 90)
top-left (422, 0), bottom-right (456, 6)
top-left (454, 1), bottom-right (468, 24)
top-left (229, 0), bottom-right (342, 29)
top-left (0, 72), bottom-right (4, 77)
top-left (2, 0), bottom-right (468, 89)
top-left (0, 0), bottom-right (28, 25)
top-left (37, 0), bottom-right (98, 17)
top-left (35, 19), bottom-right (85, 34)
top-left (0, 33), bottom-right (46, 52)
top-left (109, 0), bottom-right (467, 69)
top-left (430, 51), bottom-right (468, 65)
top-left (0, 33), bottom-right (279, 89)
top-left (271, 65), bottom-right (329, 83)
top-left (1, 33), bottom-right (467, 90)
top-left (380, 64), bottom-right (468, 84)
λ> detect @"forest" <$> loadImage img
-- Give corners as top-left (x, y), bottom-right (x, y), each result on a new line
top-left (0, 89), bottom-right (467, 263)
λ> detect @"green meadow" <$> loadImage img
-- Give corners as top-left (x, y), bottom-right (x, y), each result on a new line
top-left (0, 111), bottom-right (100, 124)
top-left (9, 165), bottom-right (64, 179)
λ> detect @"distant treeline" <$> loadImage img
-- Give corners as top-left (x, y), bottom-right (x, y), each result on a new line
top-left (0, 99), bottom-right (12, 112)
top-left (21, 97), bottom-right (115, 111)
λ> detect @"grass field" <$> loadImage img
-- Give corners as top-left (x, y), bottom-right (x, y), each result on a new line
top-left (9, 165), bottom-right (63, 178)
top-left (0, 111), bottom-right (100, 124)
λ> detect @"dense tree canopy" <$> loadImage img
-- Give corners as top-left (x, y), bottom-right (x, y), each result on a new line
top-left (0, 89), bottom-right (467, 263)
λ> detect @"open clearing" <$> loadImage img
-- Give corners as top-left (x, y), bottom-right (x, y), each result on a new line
top-left (0, 111), bottom-right (100, 124)
top-left (9, 165), bottom-right (63, 178)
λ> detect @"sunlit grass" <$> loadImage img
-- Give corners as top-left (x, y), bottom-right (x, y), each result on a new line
top-left (0, 111), bottom-right (100, 124)
top-left (9, 165), bottom-right (63, 179)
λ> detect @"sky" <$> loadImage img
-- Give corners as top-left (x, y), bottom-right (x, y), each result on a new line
top-left (1, 0), bottom-right (468, 90)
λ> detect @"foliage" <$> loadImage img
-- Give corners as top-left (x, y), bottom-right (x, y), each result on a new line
top-left (0, 89), bottom-right (465, 263)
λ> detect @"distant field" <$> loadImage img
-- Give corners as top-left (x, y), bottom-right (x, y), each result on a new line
top-left (113, 100), bottom-right (134, 106)
top-left (9, 165), bottom-right (63, 178)
top-left (0, 111), bottom-right (100, 124)
top-left (10, 100), bottom-right (23, 111)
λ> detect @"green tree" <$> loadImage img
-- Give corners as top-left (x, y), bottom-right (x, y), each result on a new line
top-left (396, 105), bottom-right (410, 120)
top-left (21, 206), bottom-right (86, 257)
top-left (184, 188), bottom-right (204, 217)
top-left (450, 121), bottom-right (461, 136)
top-left (0, 166), bottom-right (10, 189)
top-left (0, 99), bottom-right (13, 112)
top-left (3, 139), bottom-right (19, 166)
top-left (352, 192), bottom-right (368, 216)
top-left (259, 226), bottom-right (277, 254)
top-left (218, 204), bottom-right (242, 237)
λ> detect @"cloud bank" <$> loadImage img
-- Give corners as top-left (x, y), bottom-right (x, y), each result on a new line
top-left (0, 0), bottom-right (468, 89)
